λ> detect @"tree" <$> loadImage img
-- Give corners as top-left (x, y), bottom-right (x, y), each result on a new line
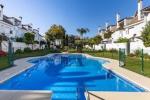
top-left (64, 34), bottom-right (68, 46)
top-left (93, 35), bottom-right (103, 45)
top-left (104, 30), bottom-right (113, 39)
top-left (75, 39), bottom-right (83, 52)
top-left (45, 32), bottom-right (54, 48)
top-left (76, 28), bottom-right (89, 52)
top-left (45, 24), bottom-right (66, 48)
top-left (24, 32), bottom-right (35, 50)
top-left (77, 28), bottom-right (89, 39)
top-left (116, 37), bottom-right (129, 43)
top-left (87, 38), bottom-right (95, 50)
top-left (142, 22), bottom-right (150, 47)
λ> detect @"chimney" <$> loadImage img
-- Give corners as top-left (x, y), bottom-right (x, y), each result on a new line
top-left (98, 26), bottom-right (101, 33)
top-left (138, 0), bottom-right (143, 20)
top-left (105, 22), bottom-right (108, 30)
top-left (18, 16), bottom-right (22, 22)
top-left (37, 28), bottom-right (40, 33)
top-left (0, 4), bottom-right (4, 20)
top-left (29, 23), bottom-right (33, 30)
top-left (116, 13), bottom-right (120, 28)
top-left (18, 16), bottom-right (22, 26)
top-left (124, 19), bottom-right (127, 26)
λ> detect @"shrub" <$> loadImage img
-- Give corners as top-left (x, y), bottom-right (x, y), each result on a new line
top-left (15, 49), bottom-right (22, 54)
top-left (63, 46), bottom-right (68, 52)
top-left (109, 49), bottom-right (118, 53)
top-left (141, 21), bottom-right (150, 47)
top-left (34, 41), bottom-right (39, 44)
top-left (24, 47), bottom-right (32, 53)
top-left (116, 38), bottom-right (129, 43)
top-left (34, 48), bottom-right (40, 51)
top-left (128, 53), bottom-right (136, 57)
top-left (134, 49), bottom-right (141, 57)
top-left (16, 37), bottom-right (23, 42)
top-left (104, 30), bottom-right (113, 39)
top-left (144, 53), bottom-right (150, 59)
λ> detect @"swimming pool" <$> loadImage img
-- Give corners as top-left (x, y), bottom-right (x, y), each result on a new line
top-left (0, 54), bottom-right (146, 100)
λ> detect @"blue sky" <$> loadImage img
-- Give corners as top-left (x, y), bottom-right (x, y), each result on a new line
top-left (1, 0), bottom-right (150, 37)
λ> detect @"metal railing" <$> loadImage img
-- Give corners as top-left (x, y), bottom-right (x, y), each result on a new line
top-left (76, 87), bottom-right (105, 100)
top-left (85, 88), bottom-right (90, 100)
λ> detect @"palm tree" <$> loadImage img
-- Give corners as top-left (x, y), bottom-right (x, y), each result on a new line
top-left (77, 28), bottom-right (89, 39)
top-left (76, 28), bottom-right (89, 52)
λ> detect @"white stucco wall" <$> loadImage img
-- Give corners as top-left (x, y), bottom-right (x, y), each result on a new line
top-left (94, 41), bottom-right (150, 55)
top-left (126, 21), bottom-right (145, 39)
top-left (94, 43), bottom-right (127, 51)
top-left (130, 41), bottom-right (150, 55)
top-left (106, 43), bottom-right (126, 50)
top-left (0, 21), bottom-right (13, 37)
top-left (94, 44), bottom-right (105, 50)
top-left (2, 41), bottom-right (41, 52)
top-left (111, 30), bottom-right (124, 42)
top-left (147, 13), bottom-right (150, 22)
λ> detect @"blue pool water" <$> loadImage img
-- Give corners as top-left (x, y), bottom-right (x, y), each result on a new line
top-left (0, 54), bottom-right (145, 100)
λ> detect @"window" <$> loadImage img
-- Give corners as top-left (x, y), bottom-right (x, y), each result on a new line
top-left (10, 30), bottom-right (13, 34)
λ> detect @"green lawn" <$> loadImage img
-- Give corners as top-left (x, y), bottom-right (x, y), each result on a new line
top-left (0, 56), bottom-right (9, 70)
top-left (86, 51), bottom-right (150, 78)
top-left (0, 49), bottom-right (59, 70)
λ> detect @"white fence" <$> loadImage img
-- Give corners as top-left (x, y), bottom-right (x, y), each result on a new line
top-left (2, 41), bottom-right (42, 52)
top-left (93, 41), bottom-right (150, 55)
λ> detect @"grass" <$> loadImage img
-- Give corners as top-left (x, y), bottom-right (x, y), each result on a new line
top-left (85, 51), bottom-right (150, 78)
top-left (0, 56), bottom-right (9, 70)
top-left (0, 49), bottom-right (59, 70)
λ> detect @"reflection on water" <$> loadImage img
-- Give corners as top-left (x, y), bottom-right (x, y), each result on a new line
top-left (0, 54), bottom-right (145, 100)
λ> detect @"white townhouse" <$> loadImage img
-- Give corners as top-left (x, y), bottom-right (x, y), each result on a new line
top-left (33, 28), bottom-right (44, 42)
top-left (99, 0), bottom-right (150, 43)
top-left (0, 4), bottom-right (14, 38)
top-left (0, 3), bottom-right (44, 43)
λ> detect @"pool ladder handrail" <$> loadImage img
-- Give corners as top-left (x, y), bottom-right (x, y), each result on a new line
top-left (76, 87), bottom-right (90, 100)
top-left (85, 88), bottom-right (90, 100)
top-left (85, 87), bottom-right (105, 100)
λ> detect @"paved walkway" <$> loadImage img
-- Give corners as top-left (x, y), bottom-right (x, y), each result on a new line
top-left (84, 54), bottom-right (150, 100)
top-left (0, 90), bottom-right (52, 100)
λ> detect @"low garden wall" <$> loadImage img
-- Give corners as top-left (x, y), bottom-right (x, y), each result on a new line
top-left (2, 41), bottom-right (42, 52)
top-left (94, 43), bottom-right (126, 51)
top-left (94, 41), bottom-right (150, 55)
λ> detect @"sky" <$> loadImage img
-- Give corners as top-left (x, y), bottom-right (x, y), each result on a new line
top-left (1, 0), bottom-right (150, 37)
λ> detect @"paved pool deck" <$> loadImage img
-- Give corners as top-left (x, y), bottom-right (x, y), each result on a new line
top-left (0, 53), bottom-right (150, 100)
top-left (84, 54), bottom-right (150, 100)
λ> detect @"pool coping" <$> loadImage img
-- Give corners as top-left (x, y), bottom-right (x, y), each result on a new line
top-left (0, 90), bottom-right (52, 100)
